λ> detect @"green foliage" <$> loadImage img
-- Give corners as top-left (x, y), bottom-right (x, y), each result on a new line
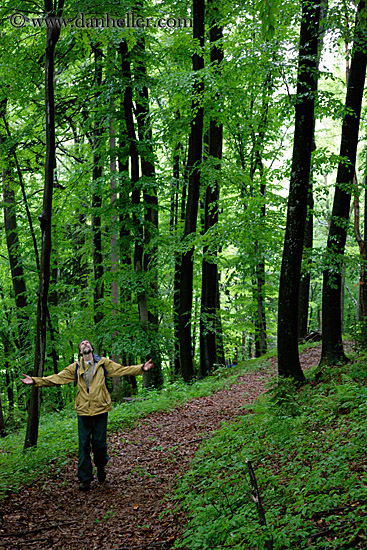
top-left (174, 356), bottom-right (367, 549)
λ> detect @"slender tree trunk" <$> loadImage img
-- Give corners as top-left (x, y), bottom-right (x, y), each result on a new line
top-left (91, 45), bottom-right (104, 340)
top-left (277, 0), bottom-right (320, 381)
top-left (118, 125), bottom-right (137, 392)
top-left (320, 1), bottom-right (367, 365)
top-left (171, 141), bottom-right (182, 376)
top-left (360, 149), bottom-right (367, 320)
top-left (178, 0), bottom-right (205, 382)
top-left (24, 2), bottom-right (63, 448)
top-left (3, 167), bottom-right (30, 353)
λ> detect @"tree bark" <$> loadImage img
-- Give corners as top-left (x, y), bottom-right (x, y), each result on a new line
top-left (91, 44), bottom-right (104, 340)
top-left (277, 0), bottom-right (320, 381)
top-left (320, 1), bottom-right (367, 365)
top-left (199, 1), bottom-right (223, 377)
top-left (24, 0), bottom-right (63, 448)
top-left (3, 167), bottom-right (30, 352)
top-left (298, 1), bottom-right (327, 339)
top-left (120, 40), bottom-right (152, 386)
top-left (178, 0), bottom-right (205, 382)
top-left (171, 139), bottom-right (182, 376)
top-left (134, 37), bottom-right (163, 388)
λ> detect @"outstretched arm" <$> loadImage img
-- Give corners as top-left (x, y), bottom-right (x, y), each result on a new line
top-left (20, 374), bottom-right (34, 385)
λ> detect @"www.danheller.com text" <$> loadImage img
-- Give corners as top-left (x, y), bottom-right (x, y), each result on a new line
top-left (9, 12), bottom-right (193, 29)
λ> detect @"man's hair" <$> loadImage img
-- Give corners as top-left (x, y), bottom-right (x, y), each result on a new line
top-left (78, 340), bottom-right (94, 356)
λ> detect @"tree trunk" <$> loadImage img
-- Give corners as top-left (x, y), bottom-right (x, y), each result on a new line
top-left (135, 38), bottom-right (163, 388)
top-left (298, 1), bottom-right (327, 339)
top-left (320, 1), bottom-right (367, 365)
top-left (178, 0), bottom-right (205, 382)
top-left (120, 40), bottom-right (150, 384)
top-left (171, 141), bottom-right (182, 376)
top-left (277, 0), bottom-right (320, 381)
top-left (3, 167), bottom-right (30, 352)
top-left (91, 45), bottom-right (104, 340)
top-left (24, 1), bottom-right (63, 448)
top-left (199, 2), bottom-right (223, 377)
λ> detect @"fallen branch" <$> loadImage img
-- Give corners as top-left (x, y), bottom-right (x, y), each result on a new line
top-left (246, 459), bottom-right (273, 550)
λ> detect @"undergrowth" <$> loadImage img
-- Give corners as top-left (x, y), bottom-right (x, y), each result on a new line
top-left (0, 362), bottom-right (254, 500)
top-left (173, 350), bottom-right (367, 549)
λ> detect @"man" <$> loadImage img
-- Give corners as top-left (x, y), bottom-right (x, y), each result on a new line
top-left (21, 339), bottom-right (153, 491)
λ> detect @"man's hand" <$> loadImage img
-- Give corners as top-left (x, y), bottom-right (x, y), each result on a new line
top-left (142, 359), bottom-right (153, 372)
top-left (20, 374), bottom-right (34, 385)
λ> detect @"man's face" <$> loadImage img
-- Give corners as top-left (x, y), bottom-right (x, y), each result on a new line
top-left (80, 340), bottom-right (93, 356)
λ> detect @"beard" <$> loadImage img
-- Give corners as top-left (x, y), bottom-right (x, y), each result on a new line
top-left (83, 348), bottom-right (92, 355)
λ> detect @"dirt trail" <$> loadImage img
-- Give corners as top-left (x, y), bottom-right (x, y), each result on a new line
top-left (0, 347), bottom-right (321, 550)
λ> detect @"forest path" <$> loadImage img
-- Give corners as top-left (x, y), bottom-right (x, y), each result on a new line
top-left (0, 346), bottom-right (321, 550)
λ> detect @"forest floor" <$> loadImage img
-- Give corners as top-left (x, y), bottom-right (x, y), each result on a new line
top-left (0, 346), bottom-right (321, 550)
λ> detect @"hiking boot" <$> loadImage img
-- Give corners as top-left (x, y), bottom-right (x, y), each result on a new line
top-left (97, 468), bottom-right (106, 483)
top-left (79, 481), bottom-right (91, 491)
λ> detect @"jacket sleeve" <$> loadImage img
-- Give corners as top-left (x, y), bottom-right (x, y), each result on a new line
top-left (103, 358), bottom-right (144, 377)
top-left (32, 363), bottom-right (77, 387)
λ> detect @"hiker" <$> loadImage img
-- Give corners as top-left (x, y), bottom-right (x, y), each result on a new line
top-left (21, 339), bottom-right (153, 491)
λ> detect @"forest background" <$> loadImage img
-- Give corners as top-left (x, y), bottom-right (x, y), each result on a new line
top-left (0, 0), bottom-right (367, 447)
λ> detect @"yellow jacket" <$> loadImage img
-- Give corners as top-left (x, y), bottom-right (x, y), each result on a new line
top-left (32, 356), bottom-right (144, 416)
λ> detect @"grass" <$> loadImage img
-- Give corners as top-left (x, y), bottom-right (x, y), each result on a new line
top-left (172, 347), bottom-right (367, 549)
top-left (0, 361), bottom-right (253, 500)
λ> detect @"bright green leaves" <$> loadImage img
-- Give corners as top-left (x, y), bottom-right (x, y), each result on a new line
top-left (258, 0), bottom-right (280, 39)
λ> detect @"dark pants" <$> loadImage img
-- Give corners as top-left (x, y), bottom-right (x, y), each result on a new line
top-left (77, 413), bottom-right (109, 483)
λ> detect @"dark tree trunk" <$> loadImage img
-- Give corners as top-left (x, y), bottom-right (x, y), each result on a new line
top-left (134, 38), bottom-right (163, 388)
top-left (24, 2), bottom-right (63, 448)
top-left (277, 0), bottom-right (320, 381)
top-left (3, 167), bottom-right (30, 352)
top-left (320, 1), bottom-right (367, 365)
top-left (171, 142), bottom-right (182, 376)
top-left (178, 0), bottom-right (205, 382)
top-left (298, 1), bottom-right (327, 339)
top-left (199, 2), bottom-right (223, 377)
top-left (91, 45), bottom-right (104, 339)
top-left (120, 40), bottom-right (151, 383)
